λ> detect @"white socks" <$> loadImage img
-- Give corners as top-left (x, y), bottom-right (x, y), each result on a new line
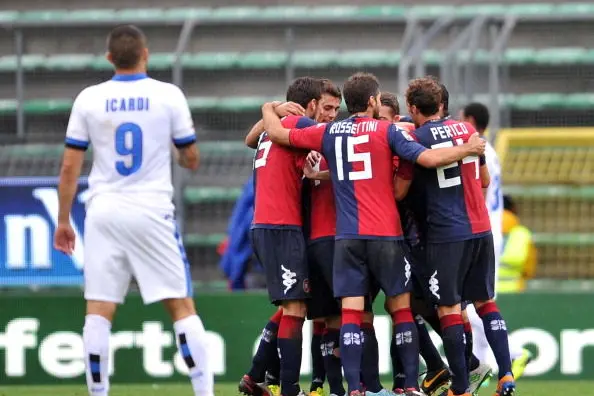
top-left (83, 314), bottom-right (111, 396)
top-left (82, 313), bottom-right (213, 396)
top-left (174, 315), bottom-right (214, 396)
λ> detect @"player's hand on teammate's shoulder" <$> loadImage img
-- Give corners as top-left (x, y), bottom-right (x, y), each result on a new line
top-left (468, 132), bottom-right (486, 156)
top-left (54, 223), bottom-right (76, 255)
top-left (274, 101), bottom-right (306, 117)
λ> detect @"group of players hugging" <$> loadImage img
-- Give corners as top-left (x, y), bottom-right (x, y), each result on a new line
top-left (238, 73), bottom-right (516, 396)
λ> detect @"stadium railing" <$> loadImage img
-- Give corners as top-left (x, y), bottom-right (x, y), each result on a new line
top-left (497, 128), bottom-right (594, 278)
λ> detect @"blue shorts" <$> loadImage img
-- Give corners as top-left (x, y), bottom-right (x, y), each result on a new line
top-left (426, 235), bottom-right (495, 307)
top-left (306, 238), bottom-right (341, 320)
top-left (333, 239), bottom-right (412, 299)
top-left (251, 228), bottom-right (310, 305)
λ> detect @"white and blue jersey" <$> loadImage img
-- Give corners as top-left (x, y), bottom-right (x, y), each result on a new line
top-left (485, 142), bottom-right (503, 262)
top-left (65, 73), bottom-right (196, 211)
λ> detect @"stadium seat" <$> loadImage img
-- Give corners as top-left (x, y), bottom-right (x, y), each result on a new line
top-left (184, 187), bottom-right (242, 204)
top-left (556, 2), bottom-right (594, 16)
top-left (237, 51), bottom-right (288, 69)
top-left (4, 4), bottom-right (594, 27)
top-left (0, 11), bottom-right (18, 23)
top-left (358, 5), bottom-right (408, 19)
top-left (3, 47), bottom-right (594, 75)
top-left (507, 3), bottom-right (557, 16)
top-left (3, 93), bottom-right (594, 117)
top-left (292, 51), bottom-right (339, 69)
top-left (183, 233), bottom-right (226, 247)
top-left (183, 52), bottom-right (240, 70)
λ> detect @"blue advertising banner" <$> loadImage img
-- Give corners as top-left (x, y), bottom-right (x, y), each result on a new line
top-left (0, 177), bottom-right (87, 286)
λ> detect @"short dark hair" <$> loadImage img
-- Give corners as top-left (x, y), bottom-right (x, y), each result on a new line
top-left (463, 102), bottom-right (490, 131)
top-left (343, 72), bottom-right (380, 114)
top-left (439, 83), bottom-right (449, 116)
top-left (405, 77), bottom-right (442, 117)
top-left (503, 195), bottom-right (516, 214)
top-left (380, 91), bottom-right (400, 117)
top-left (319, 78), bottom-right (342, 100)
top-left (286, 77), bottom-right (323, 109)
top-left (107, 25), bottom-right (146, 70)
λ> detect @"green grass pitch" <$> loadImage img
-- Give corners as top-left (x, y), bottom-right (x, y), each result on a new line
top-left (1, 381), bottom-right (592, 396)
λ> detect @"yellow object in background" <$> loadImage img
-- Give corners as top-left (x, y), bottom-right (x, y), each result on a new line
top-left (498, 210), bottom-right (537, 293)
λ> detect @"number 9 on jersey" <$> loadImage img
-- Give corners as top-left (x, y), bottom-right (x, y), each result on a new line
top-left (115, 122), bottom-right (143, 176)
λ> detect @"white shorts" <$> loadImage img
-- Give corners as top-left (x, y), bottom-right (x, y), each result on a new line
top-left (83, 197), bottom-right (191, 305)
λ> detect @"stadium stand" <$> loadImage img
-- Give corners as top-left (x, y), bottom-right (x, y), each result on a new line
top-left (1, 2), bottom-right (593, 281)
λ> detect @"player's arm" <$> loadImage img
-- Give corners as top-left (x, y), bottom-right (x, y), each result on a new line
top-left (262, 102), bottom-right (325, 151)
top-left (304, 165), bottom-right (330, 181)
top-left (56, 91), bottom-right (89, 254)
top-left (170, 86), bottom-right (199, 171)
top-left (58, 148), bottom-right (85, 225)
top-left (388, 125), bottom-right (486, 168)
top-left (245, 102), bottom-right (305, 148)
top-left (394, 160), bottom-right (414, 201)
top-left (303, 151), bottom-right (330, 180)
top-left (480, 155), bottom-right (490, 188)
top-left (175, 143), bottom-right (199, 171)
top-left (245, 119), bottom-right (265, 149)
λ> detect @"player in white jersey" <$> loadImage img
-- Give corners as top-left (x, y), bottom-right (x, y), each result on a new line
top-left (53, 25), bottom-right (213, 396)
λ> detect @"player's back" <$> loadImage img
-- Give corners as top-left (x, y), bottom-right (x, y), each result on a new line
top-left (69, 75), bottom-right (193, 210)
top-left (322, 116), bottom-right (402, 238)
top-left (252, 115), bottom-right (315, 228)
top-left (413, 119), bottom-right (490, 242)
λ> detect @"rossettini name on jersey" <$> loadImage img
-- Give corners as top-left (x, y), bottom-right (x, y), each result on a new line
top-left (252, 115), bottom-right (317, 228)
top-left (288, 116), bottom-right (426, 240)
top-left (411, 119), bottom-right (491, 243)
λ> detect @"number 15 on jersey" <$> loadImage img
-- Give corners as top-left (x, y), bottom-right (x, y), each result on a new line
top-left (335, 135), bottom-right (373, 181)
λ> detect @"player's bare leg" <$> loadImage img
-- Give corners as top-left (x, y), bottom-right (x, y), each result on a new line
top-left (473, 300), bottom-right (515, 396)
top-left (437, 304), bottom-right (469, 396)
top-left (162, 297), bottom-right (214, 396)
top-left (385, 292), bottom-right (421, 395)
top-left (278, 300), bottom-right (306, 396)
top-left (84, 301), bottom-right (117, 396)
top-left (360, 312), bottom-right (383, 394)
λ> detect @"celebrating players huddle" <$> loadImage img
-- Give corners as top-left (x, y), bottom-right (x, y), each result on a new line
top-left (240, 73), bottom-right (516, 396)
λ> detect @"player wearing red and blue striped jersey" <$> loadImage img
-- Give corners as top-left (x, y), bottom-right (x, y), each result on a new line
top-left (262, 72), bottom-right (486, 396)
top-left (240, 77), bottom-right (322, 396)
top-left (395, 77), bottom-right (515, 396)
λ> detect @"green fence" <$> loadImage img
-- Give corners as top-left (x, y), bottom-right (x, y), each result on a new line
top-left (0, 291), bottom-right (592, 384)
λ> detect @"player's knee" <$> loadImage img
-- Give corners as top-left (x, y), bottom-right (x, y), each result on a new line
top-left (473, 299), bottom-right (495, 310)
top-left (282, 300), bottom-right (306, 317)
top-left (437, 303), bottom-right (462, 318)
top-left (341, 296), bottom-right (365, 311)
top-left (325, 315), bottom-right (341, 329)
top-left (385, 292), bottom-right (411, 313)
top-left (162, 297), bottom-right (197, 322)
top-left (86, 300), bottom-right (117, 322)
top-left (362, 311), bottom-right (374, 325)
top-left (461, 308), bottom-right (470, 323)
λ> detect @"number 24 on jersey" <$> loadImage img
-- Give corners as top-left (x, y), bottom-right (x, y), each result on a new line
top-left (432, 139), bottom-right (479, 189)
